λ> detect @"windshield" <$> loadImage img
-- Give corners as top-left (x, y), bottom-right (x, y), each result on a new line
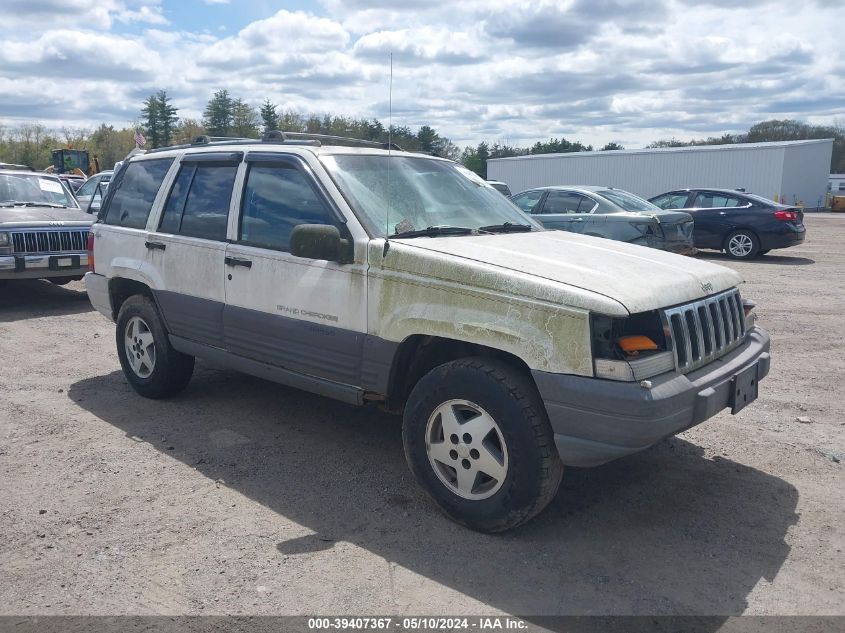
top-left (0, 173), bottom-right (78, 207)
top-left (596, 189), bottom-right (660, 212)
top-left (320, 154), bottom-right (541, 237)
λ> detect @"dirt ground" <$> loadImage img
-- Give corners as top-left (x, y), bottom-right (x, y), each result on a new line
top-left (0, 214), bottom-right (843, 618)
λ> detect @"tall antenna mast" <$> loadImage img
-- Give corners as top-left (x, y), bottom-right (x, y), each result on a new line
top-left (385, 52), bottom-right (393, 247)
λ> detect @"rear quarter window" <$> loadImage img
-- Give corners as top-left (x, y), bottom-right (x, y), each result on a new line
top-left (104, 158), bottom-right (174, 229)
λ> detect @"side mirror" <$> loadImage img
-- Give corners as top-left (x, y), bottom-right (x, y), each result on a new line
top-left (290, 224), bottom-right (346, 262)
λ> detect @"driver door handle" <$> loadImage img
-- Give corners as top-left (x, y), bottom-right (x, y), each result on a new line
top-left (225, 256), bottom-right (253, 269)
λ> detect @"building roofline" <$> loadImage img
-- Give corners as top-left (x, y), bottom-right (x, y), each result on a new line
top-left (488, 138), bottom-right (836, 163)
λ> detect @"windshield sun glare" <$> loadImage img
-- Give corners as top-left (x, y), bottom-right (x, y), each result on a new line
top-left (321, 155), bottom-right (540, 238)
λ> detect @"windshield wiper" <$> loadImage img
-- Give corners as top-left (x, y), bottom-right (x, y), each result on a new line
top-left (25, 202), bottom-right (69, 208)
top-left (1, 201), bottom-right (69, 208)
top-left (477, 222), bottom-right (533, 233)
top-left (392, 226), bottom-right (475, 239)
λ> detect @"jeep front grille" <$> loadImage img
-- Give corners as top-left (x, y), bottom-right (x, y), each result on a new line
top-left (662, 288), bottom-right (745, 373)
top-left (11, 229), bottom-right (89, 254)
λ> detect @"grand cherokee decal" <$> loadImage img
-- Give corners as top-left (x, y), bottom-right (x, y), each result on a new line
top-left (276, 305), bottom-right (339, 323)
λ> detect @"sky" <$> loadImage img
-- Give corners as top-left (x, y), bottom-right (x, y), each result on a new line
top-left (0, 0), bottom-right (843, 149)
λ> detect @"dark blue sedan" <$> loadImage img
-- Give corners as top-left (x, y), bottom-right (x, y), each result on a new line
top-left (649, 188), bottom-right (806, 259)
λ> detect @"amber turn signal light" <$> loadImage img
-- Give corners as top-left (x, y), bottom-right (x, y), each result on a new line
top-left (617, 335), bottom-right (659, 356)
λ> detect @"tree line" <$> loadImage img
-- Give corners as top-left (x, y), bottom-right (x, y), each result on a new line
top-left (646, 119), bottom-right (845, 175)
top-left (198, 89), bottom-right (462, 158)
top-left (1, 87), bottom-right (842, 175)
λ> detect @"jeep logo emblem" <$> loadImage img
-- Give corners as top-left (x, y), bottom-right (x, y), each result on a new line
top-left (701, 282), bottom-right (713, 293)
top-left (48, 221), bottom-right (65, 226)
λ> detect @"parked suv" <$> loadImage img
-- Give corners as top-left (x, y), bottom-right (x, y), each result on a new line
top-left (1, 170), bottom-right (92, 284)
top-left (86, 133), bottom-right (771, 532)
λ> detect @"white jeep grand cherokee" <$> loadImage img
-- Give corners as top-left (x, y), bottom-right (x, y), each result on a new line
top-left (85, 133), bottom-right (770, 532)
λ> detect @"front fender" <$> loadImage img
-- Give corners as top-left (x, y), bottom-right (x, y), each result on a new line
top-left (372, 270), bottom-right (593, 376)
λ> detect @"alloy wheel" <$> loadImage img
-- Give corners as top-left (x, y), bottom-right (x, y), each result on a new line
top-left (728, 233), bottom-right (754, 257)
top-left (425, 399), bottom-right (509, 500)
top-left (124, 316), bottom-right (156, 378)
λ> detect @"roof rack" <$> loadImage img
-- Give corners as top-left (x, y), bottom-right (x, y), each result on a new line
top-left (278, 131), bottom-right (404, 151)
top-left (144, 130), bottom-right (404, 154)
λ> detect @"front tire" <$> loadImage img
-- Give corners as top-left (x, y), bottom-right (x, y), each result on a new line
top-left (116, 295), bottom-right (194, 399)
top-left (725, 230), bottom-right (760, 259)
top-left (403, 358), bottom-right (563, 532)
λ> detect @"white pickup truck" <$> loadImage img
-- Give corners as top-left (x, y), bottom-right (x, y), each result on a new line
top-left (85, 133), bottom-right (770, 532)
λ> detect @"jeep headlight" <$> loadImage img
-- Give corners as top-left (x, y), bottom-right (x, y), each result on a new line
top-left (0, 232), bottom-right (9, 246)
top-left (591, 312), bottom-right (675, 382)
top-left (0, 232), bottom-right (10, 255)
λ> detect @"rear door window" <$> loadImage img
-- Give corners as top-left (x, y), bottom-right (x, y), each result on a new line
top-left (651, 192), bottom-right (689, 209)
top-left (159, 159), bottom-right (239, 241)
top-left (542, 191), bottom-right (585, 214)
top-left (693, 192), bottom-right (743, 208)
top-left (104, 159), bottom-right (173, 229)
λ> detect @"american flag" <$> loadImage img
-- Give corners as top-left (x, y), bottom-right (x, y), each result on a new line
top-left (134, 130), bottom-right (146, 147)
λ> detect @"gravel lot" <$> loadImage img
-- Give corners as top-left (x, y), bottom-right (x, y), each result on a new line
top-left (1, 214), bottom-right (843, 617)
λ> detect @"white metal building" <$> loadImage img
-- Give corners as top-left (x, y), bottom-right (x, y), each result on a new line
top-left (830, 174), bottom-right (845, 193)
top-left (488, 138), bottom-right (834, 209)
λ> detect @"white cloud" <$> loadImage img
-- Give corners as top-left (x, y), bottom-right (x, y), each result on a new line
top-left (0, 0), bottom-right (168, 30)
top-left (0, 0), bottom-right (842, 148)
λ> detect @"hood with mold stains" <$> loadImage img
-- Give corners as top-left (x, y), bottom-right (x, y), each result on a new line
top-left (388, 229), bottom-right (742, 315)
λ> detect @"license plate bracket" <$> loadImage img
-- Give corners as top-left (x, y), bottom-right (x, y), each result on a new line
top-left (49, 255), bottom-right (79, 270)
top-left (730, 363), bottom-right (759, 414)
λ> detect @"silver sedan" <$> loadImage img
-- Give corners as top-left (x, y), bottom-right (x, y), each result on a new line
top-left (511, 185), bottom-right (695, 254)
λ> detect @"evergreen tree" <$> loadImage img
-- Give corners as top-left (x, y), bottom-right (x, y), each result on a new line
top-left (202, 89), bottom-right (234, 137)
top-left (156, 90), bottom-right (179, 147)
top-left (529, 137), bottom-right (591, 154)
top-left (460, 142), bottom-right (489, 177)
top-left (259, 99), bottom-right (279, 133)
top-left (417, 125), bottom-right (438, 153)
top-left (476, 142), bottom-right (490, 179)
top-left (140, 93), bottom-right (161, 148)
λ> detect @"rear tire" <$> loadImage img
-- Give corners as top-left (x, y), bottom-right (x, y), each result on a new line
top-left (402, 357), bottom-right (563, 533)
top-left (725, 230), bottom-right (760, 259)
top-left (116, 294), bottom-right (194, 399)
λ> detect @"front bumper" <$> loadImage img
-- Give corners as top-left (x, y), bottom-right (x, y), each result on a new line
top-left (0, 253), bottom-right (88, 280)
top-left (532, 327), bottom-right (771, 467)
